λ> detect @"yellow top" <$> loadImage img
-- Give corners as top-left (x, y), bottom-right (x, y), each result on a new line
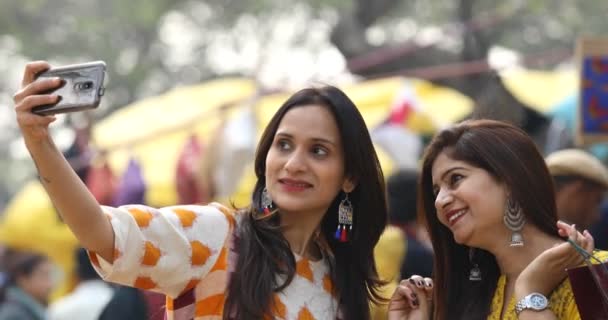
top-left (370, 226), bottom-right (407, 320)
top-left (488, 250), bottom-right (608, 320)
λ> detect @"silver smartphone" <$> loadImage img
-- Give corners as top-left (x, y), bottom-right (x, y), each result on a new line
top-left (32, 61), bottom-right (106, 115)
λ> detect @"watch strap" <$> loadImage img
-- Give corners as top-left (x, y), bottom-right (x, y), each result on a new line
top-left (514, 293), bottom-right (549, 315)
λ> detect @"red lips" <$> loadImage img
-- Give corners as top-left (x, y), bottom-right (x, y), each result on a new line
top-left (279, 178), bottom-right (312, 192)
top-left (445, 208), bottom-right (466, 226)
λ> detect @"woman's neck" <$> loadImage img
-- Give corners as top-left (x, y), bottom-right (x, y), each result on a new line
top-left (280, 210), bottom-right (324, 260)
top-left (489, 225), bottom-right (561, 279)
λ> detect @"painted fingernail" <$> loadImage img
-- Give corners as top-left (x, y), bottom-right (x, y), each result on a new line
top-left (412, 298), bottom-right (419, 307)
top-left (417, 280), bottom-right (423, 287)
top-left (409, 278), bottom-right (415, 285)
top-left (425, 281), bottom-right (433, 288)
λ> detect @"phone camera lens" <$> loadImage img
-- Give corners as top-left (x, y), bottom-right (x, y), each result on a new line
top-left (75, 81), bottom-right (94, 91)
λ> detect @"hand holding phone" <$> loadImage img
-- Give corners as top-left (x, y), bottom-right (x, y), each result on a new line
top-left (31, 61), bottom-right (106, 115)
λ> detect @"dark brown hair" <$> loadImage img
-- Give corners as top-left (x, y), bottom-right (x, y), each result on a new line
top-left (0, 249), bottom-right (48, 302)
top-left (224, 86), bottom-right (387, 320)
top-left (419, 119), bottom-right (559, 320)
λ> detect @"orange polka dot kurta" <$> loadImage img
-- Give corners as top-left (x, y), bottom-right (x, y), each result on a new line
top-left (88, 203), bottom-right (340, 320)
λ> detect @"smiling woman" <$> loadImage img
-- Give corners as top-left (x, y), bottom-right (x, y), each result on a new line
top-left (13, 61), bottom-right (388, 320)
top-left (265, 105), bottom-right (353, 220)
top-left (388, 119), bottom-right (608, 320)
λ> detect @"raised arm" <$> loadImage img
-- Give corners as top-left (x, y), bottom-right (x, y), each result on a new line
top-left (13, 61), bottom-right (114, 261)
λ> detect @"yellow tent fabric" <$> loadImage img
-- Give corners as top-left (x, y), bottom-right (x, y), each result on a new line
top-left (93, 78), bottom-right (258, 205)
top-left (501, 69), bottom-right (578, 113)
top-left (0, 181), bottom-right (78, 299)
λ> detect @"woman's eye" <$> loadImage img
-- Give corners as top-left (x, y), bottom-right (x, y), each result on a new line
top-left (277, 140), bottom-right (291, 151)
top-left (312, 146), bottom-right (328, 157)
top-left (450, 174), bottom-right (463, 186)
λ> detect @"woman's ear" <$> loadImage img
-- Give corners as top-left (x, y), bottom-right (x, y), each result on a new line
top-left (342, 177), bottom-right (357, 193)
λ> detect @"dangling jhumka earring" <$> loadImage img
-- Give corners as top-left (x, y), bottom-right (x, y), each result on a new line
top-left (260, 187), bottom-right (274, 215)
top-left (334, 193), bottom-right (353, 242)
top-left (503, 197), bottom-right (525, 246)
top-left (468, 247), bottom-right (482, 281)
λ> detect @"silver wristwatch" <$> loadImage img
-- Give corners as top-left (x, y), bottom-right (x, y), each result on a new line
top-left (515, 292), bottom-right (549, 314)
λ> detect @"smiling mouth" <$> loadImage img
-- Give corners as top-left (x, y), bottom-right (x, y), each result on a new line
top-left (279, 179), bottom-right (312, 191)
top-left (446, 209), bottom-right (466, 226)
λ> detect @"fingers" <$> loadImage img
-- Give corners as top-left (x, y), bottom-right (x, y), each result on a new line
top-left (14, 77), bottom-right (62, 105)
top-left (15, 94), bottom-right (61, 113)
top-left (424, 278), bottom-right (434, 290)
top-left (557, 220), bottom-right (574, 238)
top-left (394, 275), bottom-right (433, 309)
top-left (556, 221), bottom-right (587, 244)
top-left (409, 275), bottom-right (433, 297)
top-left (21, 61), bottom-right (51, 87)
top-left (582, 229), bottom-right (595, 253)
top-left (393, 281), bottom-right (418, 309)
top-left (552, 222), bottom-right (596, 267)
top-left (565, 224), bottom-right (592, 254)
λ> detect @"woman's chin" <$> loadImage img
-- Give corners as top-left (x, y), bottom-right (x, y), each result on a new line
top-left (452, 232), bottom-right (473, 246)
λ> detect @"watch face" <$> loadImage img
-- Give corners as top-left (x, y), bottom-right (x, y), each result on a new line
top-left (529, 293), bottom-right (548, 310)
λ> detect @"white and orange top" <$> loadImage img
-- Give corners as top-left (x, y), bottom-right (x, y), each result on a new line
top-left (88, 203), bottom-right (339, 320)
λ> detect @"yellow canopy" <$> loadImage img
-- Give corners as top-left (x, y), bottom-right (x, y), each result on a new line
top-left (501, 69), bottom-right (578, 113)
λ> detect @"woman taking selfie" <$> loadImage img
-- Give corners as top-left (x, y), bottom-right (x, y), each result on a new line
top-left (388, 120), bottom-right (607, 320)
top-left (13, 61), bottom-right (388, 320)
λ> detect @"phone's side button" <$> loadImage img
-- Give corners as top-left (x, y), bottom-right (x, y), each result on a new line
top-left (98, 87), bottom-right (105, 96)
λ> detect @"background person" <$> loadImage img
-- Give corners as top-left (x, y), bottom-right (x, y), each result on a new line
top-left (545, 148), bottom-right (608, 231)
top-left (0, 249), bottom-right (54, 320)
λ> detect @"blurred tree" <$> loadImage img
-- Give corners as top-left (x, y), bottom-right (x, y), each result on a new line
top-left (329, 0), bottom-right (606, 151)
top-left (1, 0), bottom-right (607, 205)
top-left (0, 0), bottom-right (190, 115)
top-left (2, 0), bottom-right (606, 113)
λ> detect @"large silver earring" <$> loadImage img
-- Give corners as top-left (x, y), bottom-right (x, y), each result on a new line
top-left (468, 248), bottom-right (482, 281)
top-left (503, 197), bottom-right (525, 246)
top-left (260, 187), bottom-right (274, 215)
top-left (334, 193), bottom-right (353, 242)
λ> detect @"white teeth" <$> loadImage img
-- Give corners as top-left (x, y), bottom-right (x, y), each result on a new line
top-left (288, 183), bottom-right (308, 187)
top-left (448, 210), bottom-right (465, 223)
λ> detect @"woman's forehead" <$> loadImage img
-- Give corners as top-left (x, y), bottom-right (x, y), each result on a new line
top-left (276, 105), bottom-right (340, 142)
top-left (431, 153), bottom-right (473, 181)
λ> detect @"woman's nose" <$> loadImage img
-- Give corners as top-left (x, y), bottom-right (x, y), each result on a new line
top-left (434, 188), bottom-right (452, 210)
top-left (284, 149), bottom-right (306, 173)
